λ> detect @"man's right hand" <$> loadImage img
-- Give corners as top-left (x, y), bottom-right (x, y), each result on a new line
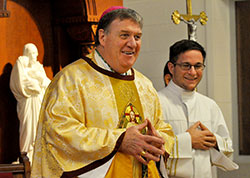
top-left (186, 121), bottom-right (217, 150)
top-left (119, 120), bottom-right (165, 165)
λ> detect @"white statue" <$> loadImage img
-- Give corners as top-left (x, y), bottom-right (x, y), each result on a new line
top-left (10, 43), bottom-right (51, 164)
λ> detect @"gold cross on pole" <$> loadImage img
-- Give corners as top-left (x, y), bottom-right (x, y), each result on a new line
top-left (171, 0), bottom-right (208, 41)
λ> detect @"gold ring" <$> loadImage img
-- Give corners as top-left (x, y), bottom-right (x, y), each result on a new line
top-left (141, 150), bottom-right (146, 156)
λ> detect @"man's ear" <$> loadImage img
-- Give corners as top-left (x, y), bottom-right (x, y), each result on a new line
top-left (164, 74), bottom-right (171, 86)
top-left (168, 61), bottom-right (174, 75)
top-left (98, 29), bottom-right (106, 46)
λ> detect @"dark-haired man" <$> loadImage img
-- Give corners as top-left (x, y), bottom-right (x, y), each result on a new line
top-left (31, 6), bottom-right (174, 178)
top-left (158, 39), bottom-right (238, 178)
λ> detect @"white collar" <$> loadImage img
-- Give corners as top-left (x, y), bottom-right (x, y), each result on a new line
top-left (168, 80), bottom-right (196, 103)
top-left (94, 50), bottom-right (132, 75)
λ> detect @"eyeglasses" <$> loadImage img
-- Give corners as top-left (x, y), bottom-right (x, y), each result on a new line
top-left (174, 62), bottom-right (206, 71)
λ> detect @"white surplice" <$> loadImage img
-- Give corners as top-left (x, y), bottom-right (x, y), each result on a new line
top-left (158, 80), bottom-right (238, 178)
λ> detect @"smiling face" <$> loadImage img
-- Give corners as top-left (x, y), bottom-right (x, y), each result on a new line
top-left (97, 18), bottom-right (142, 73)
top-left (169, 50), bottom-right (204, 91)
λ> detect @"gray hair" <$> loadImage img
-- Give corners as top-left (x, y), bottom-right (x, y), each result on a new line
top-left (95, 8), bottom-right (143, 46)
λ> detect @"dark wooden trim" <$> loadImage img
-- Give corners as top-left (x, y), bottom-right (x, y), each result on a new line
top-left (0, 152), bottom-right (30, 178)
top-left (0, 0), bottom-right (10, 17)
top-left (235, 1), bottom-right (250, 155)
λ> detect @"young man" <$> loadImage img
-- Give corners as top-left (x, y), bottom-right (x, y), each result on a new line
top-left (158, 39), bottom-right (238, 178)
top-left (31, 7), bottom-right (174, 178)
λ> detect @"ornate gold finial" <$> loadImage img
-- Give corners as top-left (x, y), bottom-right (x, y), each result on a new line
top-left (200, 11), bottom-right (208, 25)
top-left (172, 10), bottom-right (181, 25)
top-left (171, 0), bottom-right (208, 41)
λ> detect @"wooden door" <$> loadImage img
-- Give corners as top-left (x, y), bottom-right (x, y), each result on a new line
top-left (236, 1), bottom-right (250, 155)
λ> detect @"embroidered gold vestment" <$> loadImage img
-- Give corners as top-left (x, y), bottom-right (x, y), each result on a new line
top-left (31, 52), bottom-right (174, 178)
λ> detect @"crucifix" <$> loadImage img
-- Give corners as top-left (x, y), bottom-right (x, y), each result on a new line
top-left (0, 0), bottom-right (10, 18)
top-left (171, 0), bottom-right (208, 41)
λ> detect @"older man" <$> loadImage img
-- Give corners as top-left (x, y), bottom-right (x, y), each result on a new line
top-left (158, 39), bottom-right (238, 178)
top-left (31, 7), bottom-right (174, 178)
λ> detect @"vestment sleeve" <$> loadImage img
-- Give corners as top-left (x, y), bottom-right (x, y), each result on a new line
top-left (166, 132), bottom-right (194, 177)
top-left (210, 103), bottom-right (238, 171)
top-left (211, 104), bottom-right (233, 154)
top-left (41, 71), bottom-right (125, 172)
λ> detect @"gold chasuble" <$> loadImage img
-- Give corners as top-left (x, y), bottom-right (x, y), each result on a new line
top-left (105, 77), bottom-right (159, 178)
top-left (31, 50), bottom-right (174, 178)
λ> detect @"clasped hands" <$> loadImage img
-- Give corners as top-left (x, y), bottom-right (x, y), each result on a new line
top-left (187, 121), bottom-right (217, 150)
top-left (119, 119), bottom-right (165, 165)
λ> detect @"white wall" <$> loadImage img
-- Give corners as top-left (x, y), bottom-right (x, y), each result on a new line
top-left (123, 0), bottom-right (250, 177)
